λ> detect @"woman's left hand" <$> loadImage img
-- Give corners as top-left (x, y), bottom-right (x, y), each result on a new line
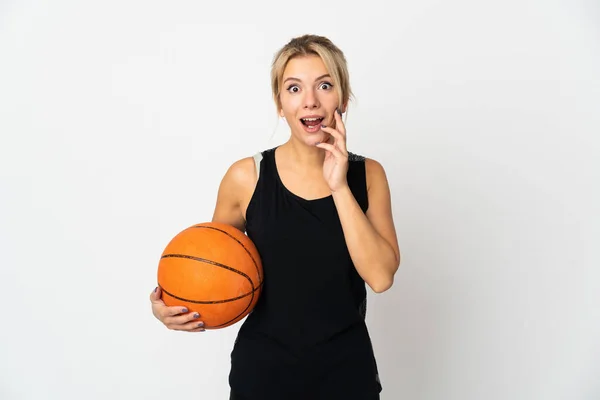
top-left (316, 110), bottom-right (350, 193)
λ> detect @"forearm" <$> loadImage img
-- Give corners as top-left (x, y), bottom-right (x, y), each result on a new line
top-left (332, 185), bottom-right (399, 292)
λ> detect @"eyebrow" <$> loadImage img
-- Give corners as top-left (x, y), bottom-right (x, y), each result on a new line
top-left (283, 74), bottom-right (331, 84)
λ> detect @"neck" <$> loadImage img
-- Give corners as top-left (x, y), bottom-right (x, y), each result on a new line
top-left (280, 136), bottom-right (326, 170)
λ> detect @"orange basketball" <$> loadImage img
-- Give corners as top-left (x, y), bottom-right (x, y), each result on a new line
top-left (157, 222), bottom-right (263, 329)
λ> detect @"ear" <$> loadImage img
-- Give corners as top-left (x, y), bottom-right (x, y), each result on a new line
top-left (279, 109), bottom-right (285, 118)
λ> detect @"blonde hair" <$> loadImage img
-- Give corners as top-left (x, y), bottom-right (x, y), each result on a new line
top-left (270, 34), bottom-right (353, 115)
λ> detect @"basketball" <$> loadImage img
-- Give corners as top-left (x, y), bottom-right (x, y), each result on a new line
top-left (157, 222), bottom-right (263, 329)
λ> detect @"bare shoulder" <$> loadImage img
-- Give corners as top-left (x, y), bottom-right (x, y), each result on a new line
top-left (212, 156), bottom-right (258, 232)
top-left (224, 156), bottom-right (257, 189)
top-left (364, 158), bottom-right (389, 191)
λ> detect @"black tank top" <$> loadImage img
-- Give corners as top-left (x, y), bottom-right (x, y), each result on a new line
top-left (239, 146), bottom-right (369, 349)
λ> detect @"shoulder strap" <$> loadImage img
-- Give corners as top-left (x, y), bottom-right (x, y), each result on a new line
top-left (252, 152), bottom-right (263, 182)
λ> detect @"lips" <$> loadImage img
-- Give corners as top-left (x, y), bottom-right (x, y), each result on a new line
top-left (300, 116), bottom-right (324, 127)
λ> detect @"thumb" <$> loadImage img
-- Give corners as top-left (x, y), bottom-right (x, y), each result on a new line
top-left (150, 286), bottom-right (164, 304)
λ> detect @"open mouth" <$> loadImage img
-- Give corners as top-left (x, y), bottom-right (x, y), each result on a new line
top-left (300, 117), bottom-right (324, 127)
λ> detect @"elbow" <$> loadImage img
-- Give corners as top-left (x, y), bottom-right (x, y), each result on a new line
top-left (368, 257), bottom-right (400, 294)
top-left (369, 275), bottom-right (394, 293)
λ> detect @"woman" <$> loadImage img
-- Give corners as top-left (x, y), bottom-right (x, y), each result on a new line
top-left (150, 34), bottom-right (400, 399)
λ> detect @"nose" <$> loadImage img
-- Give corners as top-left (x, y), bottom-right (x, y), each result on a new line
top-left (303, 88), bottom-right (319, 109)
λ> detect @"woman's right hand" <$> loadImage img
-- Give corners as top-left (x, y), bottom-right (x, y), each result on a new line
top-left (150, 286), bottom-right (206, 332)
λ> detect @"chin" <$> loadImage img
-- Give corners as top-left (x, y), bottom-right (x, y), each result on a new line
top-left (290, 129), bottom-right (325, 146)
top-left (306, 132), bottom-right (328, 146)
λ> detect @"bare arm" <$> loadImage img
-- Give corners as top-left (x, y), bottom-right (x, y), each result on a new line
top-left (332, 158), bottom-right (400, 293)
top-left (211, 157), bottom-right (256, 233)
top-left (149, 157), bottom-right (256, 332)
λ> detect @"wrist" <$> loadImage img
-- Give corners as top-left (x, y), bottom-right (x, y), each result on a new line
top-left (331, 183), bottom-right (351, 198)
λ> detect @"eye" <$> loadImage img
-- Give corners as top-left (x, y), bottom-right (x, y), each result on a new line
top-left (319, 82), bottom-right (333, 90)
top-left (286, 85), bottom-right (300, 93)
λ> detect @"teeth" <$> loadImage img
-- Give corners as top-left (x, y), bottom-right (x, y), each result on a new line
top-left (302, 117), bottom-right (321, 121)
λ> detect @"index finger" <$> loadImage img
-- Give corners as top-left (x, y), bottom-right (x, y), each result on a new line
top-left (167, 306), bottom-right (191, 317)
top-left (334, 108), bottom-right (346, 135)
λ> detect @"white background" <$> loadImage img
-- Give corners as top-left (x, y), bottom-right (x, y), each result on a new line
top-left (1, 0), bottom-right (599, 399)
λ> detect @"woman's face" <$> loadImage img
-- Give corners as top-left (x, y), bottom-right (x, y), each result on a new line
top-left (279, 55), bottom-right (341, 146)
